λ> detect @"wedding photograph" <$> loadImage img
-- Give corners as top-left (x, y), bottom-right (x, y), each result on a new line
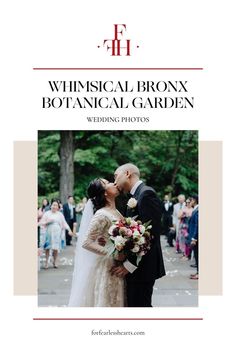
top-left (38, 130), bottom-right (198, 307)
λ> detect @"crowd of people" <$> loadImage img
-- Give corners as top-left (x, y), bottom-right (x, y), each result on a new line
top-left (162, 194), bottom-right (199, 280)
top-left (38, 192), bottom-right (199, 280)
top-left (37, 196), bottom-right (87, 269)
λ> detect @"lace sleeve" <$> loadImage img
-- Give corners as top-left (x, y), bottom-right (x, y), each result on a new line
top-left (82, 212), bottom-right (111, 256)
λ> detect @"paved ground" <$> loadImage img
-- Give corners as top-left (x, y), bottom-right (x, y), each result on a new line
top-left (38, 236), bottom-right (198, 307)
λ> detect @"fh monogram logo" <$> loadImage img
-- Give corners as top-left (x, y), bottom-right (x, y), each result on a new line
top-left (104, 24), bottom-right (130, 56)
top-left (97, 24), bottom-right (139, 56)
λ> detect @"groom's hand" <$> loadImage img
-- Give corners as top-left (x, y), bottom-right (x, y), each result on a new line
top-left (110, 265), bottom-right (129, 278)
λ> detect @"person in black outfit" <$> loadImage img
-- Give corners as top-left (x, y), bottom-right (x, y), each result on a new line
top-left (111, 163), bottom-right (166, 307)
top-left (162, 194), bottom-right (174, 246)
top-left (63, 196), bottom-right (77, 245)
top-left (162, 194), bottom-right (173, 234)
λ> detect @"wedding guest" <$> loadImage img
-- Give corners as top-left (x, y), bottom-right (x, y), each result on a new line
top-left (162, 194), bottom-right (173, 237)
top-left (76, 197), bottom-right (87, 232)
top-left (57, 199), bottom-right (64, 213)
top-left (63, 196), bottom-right (77, 245)
top-left (173, 194), bottom-right (186, 253)
top-left (40, 199), bottom-right (74, 269)
top-left (188, 195), bottom-right (199, 279)
top-left (56, 198), bottom-right (66, 248)
top-left (178, 199), bottom-right (193, 259)
top-left (38, 198), bottom-right (50, 221)
top-left (167, 227), bottom-right (176, 247)
top-left (37, 198), bottom-right (50, 247)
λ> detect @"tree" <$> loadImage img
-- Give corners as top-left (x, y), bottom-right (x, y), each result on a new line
top-left (59, 131), bottom-right (75, 204)
top-left (38, 130), bottom-right (198, 204)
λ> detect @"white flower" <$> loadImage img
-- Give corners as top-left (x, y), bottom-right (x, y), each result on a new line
top-left (127, 197), bottom-right (138, 209)
top-left (130, 220), bottom-right (138, 227)
top-left (137, 237), bottom-right (145, 245)
top-left (131, 244), bottom-right (140, 253)
top-left (139, 225), bottom-right (145, 234)
top-left (114, 236), bottom-right (126, 246)
top-left (133, 230), bottom-right (140, 237)
top-left (114, 236), bottom-right (126, 251)
top-left (115, 235), bottom-right (126, 243)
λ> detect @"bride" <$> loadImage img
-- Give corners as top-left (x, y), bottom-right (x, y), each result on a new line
top-left (68, 178), bottom-right (125, 307)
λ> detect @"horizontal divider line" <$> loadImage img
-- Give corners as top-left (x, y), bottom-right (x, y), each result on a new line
top-left (33, 318), bottom-right (203, 321)
top-left (33, 67), bottom-right (203, 71)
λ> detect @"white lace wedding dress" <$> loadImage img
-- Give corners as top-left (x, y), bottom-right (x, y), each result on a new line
top-left (68, 205), bottom-right (125, 307)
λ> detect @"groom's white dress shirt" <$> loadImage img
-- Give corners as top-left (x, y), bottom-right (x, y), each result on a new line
top-left (130, 180), bottom-right (143, 196)
top-left (123, 180), bottom-right (143, 274)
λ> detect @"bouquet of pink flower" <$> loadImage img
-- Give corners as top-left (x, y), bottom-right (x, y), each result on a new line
top-left (107, 217), bottom-right (153, 265)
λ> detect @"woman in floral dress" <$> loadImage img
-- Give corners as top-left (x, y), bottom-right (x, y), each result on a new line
top-left (178, 199), bottom-right (193, 259)
top-left (40, 199), bottom-right (74, 269)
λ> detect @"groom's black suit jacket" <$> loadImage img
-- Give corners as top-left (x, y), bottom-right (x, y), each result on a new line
top-left (126, 182), bottom-right (166, 282)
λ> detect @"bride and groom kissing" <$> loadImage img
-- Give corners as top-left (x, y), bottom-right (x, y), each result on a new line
top-left (68, 163), bottom-right (165, 307)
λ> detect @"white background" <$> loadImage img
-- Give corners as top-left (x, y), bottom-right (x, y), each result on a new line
top-left (1, 0), bottom-right (235, 352)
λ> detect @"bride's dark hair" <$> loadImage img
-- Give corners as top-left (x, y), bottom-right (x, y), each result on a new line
top-left (87, 178), bottom-right (107, 212)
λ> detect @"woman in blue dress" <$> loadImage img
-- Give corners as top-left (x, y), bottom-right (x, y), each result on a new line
top-left (40, 199), bottom-right (74, 269)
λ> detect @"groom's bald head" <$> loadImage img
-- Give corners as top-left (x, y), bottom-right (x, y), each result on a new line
top-left (114, 163), bottom-right (140, 193)
top-left (115, 163), bottom-right (140, 177)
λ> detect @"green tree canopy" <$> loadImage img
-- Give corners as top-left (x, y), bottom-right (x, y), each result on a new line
top-left (38, 130), bottom-right (198, 204)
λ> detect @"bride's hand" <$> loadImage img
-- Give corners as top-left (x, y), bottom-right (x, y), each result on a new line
top-left (98, 237), bottom-right (106, 247)
top-left (110, 265), bottom-right (129, 277)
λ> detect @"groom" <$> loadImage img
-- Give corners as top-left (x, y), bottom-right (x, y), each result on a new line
top-left (111, 163), bottom-right (166, 307)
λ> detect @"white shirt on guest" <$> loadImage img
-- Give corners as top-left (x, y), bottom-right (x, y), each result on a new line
top-left (164, 201), bottom-right (171, 211)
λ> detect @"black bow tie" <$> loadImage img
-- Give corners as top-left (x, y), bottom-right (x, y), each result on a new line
top-left (127, 192), bottom-right (133, 199)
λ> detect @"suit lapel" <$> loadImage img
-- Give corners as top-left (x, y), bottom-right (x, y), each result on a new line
top-left (126, 182), bottom-right (145, 217)
top-left (192, 206), bottom-right (198, 217)
top-left (133, 182), bottom-right (145, 200)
